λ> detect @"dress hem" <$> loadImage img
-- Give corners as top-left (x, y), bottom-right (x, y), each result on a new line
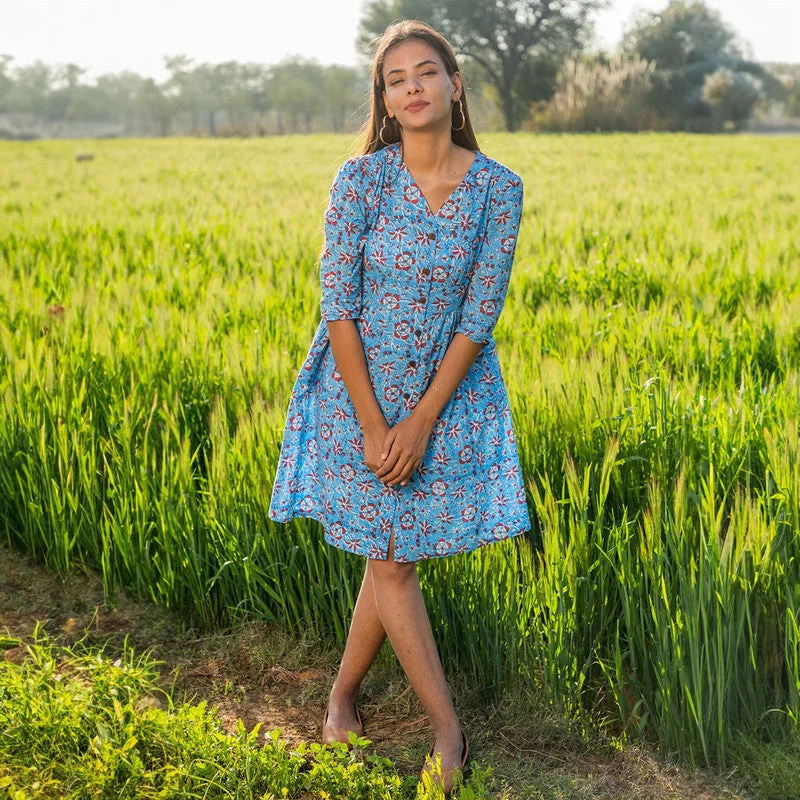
top-left (268, 507), bottom-right (531, 563)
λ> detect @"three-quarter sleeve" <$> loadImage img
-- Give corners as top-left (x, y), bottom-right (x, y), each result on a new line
top-left (319, 158), bottom-right (369, 321)
top-left (453, 169), bottom-right (524, 346)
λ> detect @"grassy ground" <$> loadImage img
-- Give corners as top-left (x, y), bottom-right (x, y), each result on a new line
top-left (0, 538), bottom-right (768, 800)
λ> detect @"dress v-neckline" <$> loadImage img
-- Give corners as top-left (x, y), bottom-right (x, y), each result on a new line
top-left (394, 143), bottom-right (482, 219)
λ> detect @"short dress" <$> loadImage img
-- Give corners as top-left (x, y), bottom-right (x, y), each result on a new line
top-left (268, 141), bottom-right (532, 563)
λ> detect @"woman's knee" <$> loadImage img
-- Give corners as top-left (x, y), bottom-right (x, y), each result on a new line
top-left (367, 529), bottom-right (417, 579)
top-left (368, 555), bottom-right (417, 582)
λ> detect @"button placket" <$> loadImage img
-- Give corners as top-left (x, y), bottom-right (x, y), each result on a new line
top-left (412, 228), bottom-right (429, 349)
top-left (401, 224), bottom-right (437, 405)
top-left (416, 224), bottom-right (437, 321)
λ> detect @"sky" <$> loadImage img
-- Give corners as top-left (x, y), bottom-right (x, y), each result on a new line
top-left (1, 0), bottom-right (797, 84)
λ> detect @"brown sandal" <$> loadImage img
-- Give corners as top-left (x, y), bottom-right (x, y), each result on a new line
top-left (321, 701), bottom-right (365, 747)
top-left (420, 730), bottom-right (470, 796)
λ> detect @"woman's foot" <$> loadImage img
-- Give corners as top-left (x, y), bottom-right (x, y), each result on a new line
top-left (322, 690), bottom-right (364, 746)
top-left (420, 728), bottom-right (469, 796)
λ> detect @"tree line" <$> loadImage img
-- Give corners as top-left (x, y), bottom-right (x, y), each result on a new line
top-left (1, 0), bottom-right (798, 140)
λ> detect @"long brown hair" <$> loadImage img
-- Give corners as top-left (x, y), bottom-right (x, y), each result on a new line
top-left (360, 20), bottom-right (480, 155)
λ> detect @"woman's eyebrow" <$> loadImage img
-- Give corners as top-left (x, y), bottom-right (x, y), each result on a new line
top-left (386, 59), bottom-right (437, 77)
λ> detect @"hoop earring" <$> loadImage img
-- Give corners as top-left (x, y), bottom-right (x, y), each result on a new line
top-left (453, 99), bottom-right (466, 131)
top-left (379, 114), bottom-right (393, 145)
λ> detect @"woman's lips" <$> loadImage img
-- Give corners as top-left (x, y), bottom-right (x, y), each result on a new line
top-left (406, 102), bottom-right (429, 112)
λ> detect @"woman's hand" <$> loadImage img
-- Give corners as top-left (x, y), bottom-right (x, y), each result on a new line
top-left (363, 421), bottom-right (391, 476)
top-left (373, 414), bottom-right (435, 487)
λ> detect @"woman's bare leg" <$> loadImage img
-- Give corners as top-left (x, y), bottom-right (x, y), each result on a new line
top-left (325, 559), bottom-right (388, 730)
top-left (368, 529), bottom-right (463, 763)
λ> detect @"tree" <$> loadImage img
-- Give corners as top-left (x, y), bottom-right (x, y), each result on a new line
top-left (619, 0), bottom-right (779, 130)
top-left (0, 55), bottom-right (14, 113)
top-left (244, 63), bottom-right (273, 126)
top-left (233, 62), bottom-right (273, 129)
top-left (94, 71), bottom-right (153, 133)
top-left (193, 63), bottom-right (225, 135)
top-left (702, 67), bottom-right (761, 130)
top-left (139, 78), bottom-right (173, 135)
top-left (52, 63), bottom-right (89, 122)
top-left (5, 60), bottom-right (54, 118)
top-left (269, 57), bottom-right (327, 133)
top-left (620, 0), bottom-right (744, 69)
top-left (762, 63), bottom-right (800, 118)
top-left (321, 65), bottom-right (369, 133)
top-left (358, 0), bottom-right (610, 132)
top-left (206, 61), bottom-right (273, 133)
top-left (164, 54), bottom-right (203, 131)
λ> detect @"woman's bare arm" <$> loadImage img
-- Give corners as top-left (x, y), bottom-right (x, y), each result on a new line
top-left (407, 332), bottom-right (483, 428)
top-left (327, 319), bottom-right (387, 435)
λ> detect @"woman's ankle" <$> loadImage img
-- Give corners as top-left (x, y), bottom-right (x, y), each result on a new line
top-left (330, 681), bottom-right (359, 703)
top-left (430, 720), bottom-right (462, 746)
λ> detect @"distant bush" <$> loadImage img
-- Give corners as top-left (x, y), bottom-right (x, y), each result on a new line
top-left (702, 67), bottom-right (762, 130)
top-left (530, 55), bottom-right (668, 132)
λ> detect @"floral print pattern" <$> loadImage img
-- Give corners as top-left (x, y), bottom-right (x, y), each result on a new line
top-left (268, 142), bottom-right (531, 562)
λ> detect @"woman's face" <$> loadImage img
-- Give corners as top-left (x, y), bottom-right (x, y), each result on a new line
top-left (381, 38), bottom-right (461, 136)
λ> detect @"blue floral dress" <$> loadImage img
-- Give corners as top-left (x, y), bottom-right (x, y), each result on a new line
top-left (268, 142), bottom-right (531, 563)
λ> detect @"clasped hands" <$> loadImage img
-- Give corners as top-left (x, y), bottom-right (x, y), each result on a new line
top-left (363, 411), bottom-right (434, 487)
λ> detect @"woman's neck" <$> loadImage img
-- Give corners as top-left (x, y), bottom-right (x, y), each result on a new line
top-left (399, 130), bottom-right (459, 179)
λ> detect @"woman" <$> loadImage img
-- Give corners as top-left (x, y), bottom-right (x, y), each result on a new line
top-left (268, 19), bottom-right (531, 796)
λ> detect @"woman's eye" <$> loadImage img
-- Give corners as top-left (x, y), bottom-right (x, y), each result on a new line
top-left (388, 70), bottom-right (435, 87)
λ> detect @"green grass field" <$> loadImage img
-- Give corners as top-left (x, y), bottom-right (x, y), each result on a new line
top-left (2, 133), bottom-right (800, 784)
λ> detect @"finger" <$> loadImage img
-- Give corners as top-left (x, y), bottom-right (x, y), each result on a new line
top-left (384, 458), bottom-right (413, 485)
top-left (379, 460), bottom-right (404, 481)
top-left (398, 459), bottom-right (421, 486)
top-left (375, 450), bottom-right (401, 478)
top-left (381, 430), bottom-right (397, 460)
top-left (402, 461), bottom-right (418, 484)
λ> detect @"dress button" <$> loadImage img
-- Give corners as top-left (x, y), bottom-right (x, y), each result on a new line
top-left (403, 392), bottom-right (410, 399)
top-left (409, 360), bottom-right (416, 367)
top-left (422, 267), bottom-right (430, 276)
top-left (414, 328), bottom-right (422, 336)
